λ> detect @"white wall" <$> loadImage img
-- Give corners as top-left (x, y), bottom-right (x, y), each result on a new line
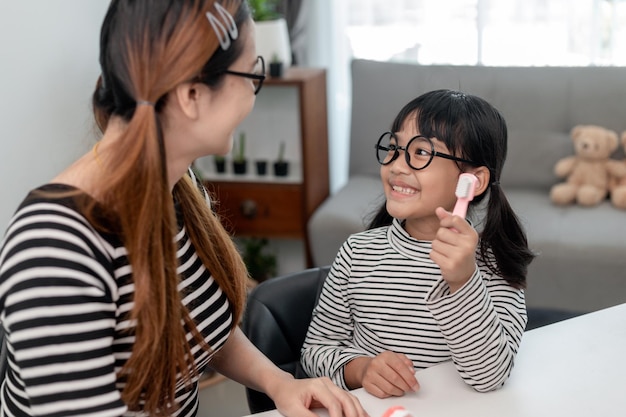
top-left (0, 1), bottom-right (109, 233)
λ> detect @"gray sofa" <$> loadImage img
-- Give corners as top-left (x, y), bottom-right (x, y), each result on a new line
top-left (309, 59), bottom-right (626, 314)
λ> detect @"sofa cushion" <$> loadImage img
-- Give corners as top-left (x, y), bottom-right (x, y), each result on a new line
top-left (506, 189), bottom-right (626, 312)
top-left (501, 131), bottom-right (572, 190)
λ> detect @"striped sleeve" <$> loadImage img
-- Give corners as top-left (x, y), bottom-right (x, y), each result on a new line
top-left (300, 240), bottom-right (368, 389)
top-left (0, 202), bottom-right (125, 416)
top-left (425, 263), bottom-right (527, 392)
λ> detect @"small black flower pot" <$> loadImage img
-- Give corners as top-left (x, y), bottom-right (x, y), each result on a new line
top-left (269, 62), bottom-right (284, 78)
top-left (214, 159), bottom-right (226, 174)
top-left (273, 161), bottom-right (289, 177)
top-left (255, 160), bottom-right (268, 176)
top-left (233, 160), bottom-right (248, 175)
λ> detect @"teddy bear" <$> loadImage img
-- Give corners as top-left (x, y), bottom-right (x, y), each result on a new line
top-left (607, 131), bottom-right (626, 209)
top-left (550, 124), bottom-right (619, 207)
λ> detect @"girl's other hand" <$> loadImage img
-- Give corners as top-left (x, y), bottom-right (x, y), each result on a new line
top-left (430, 207), bottom-right (479, 293)
top-left (346, 352), bottom-right (419, 399)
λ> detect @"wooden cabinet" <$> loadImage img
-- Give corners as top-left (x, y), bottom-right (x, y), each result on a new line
top-left (200, 67), bottom-right (329, 267)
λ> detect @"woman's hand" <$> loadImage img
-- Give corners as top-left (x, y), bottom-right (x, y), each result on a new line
top-left (430, 206), bottom-right (479, 293)
top-left (269, 376), bottom-right (370, 417)
top-left (344, 352), bottom-right (419, 399)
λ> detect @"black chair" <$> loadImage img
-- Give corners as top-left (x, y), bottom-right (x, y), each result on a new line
top-left (526, 307), bottom-right (583, 331)
top-left (241, 265), bottom-right (330, 414)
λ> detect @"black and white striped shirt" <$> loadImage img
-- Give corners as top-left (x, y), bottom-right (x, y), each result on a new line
top-left (0, 183), bottom-right (232, 416)
top-left (301, 218), bottom-right (526, 392)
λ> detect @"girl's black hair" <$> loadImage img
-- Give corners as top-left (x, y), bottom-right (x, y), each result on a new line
top-left (368, 89), bottom-right (535, 289)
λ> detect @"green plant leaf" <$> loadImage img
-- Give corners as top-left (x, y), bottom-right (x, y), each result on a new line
top-left (240, 237), bottom-right (277, 282)
top-left (248, 0), bottom-right (282, 21)
top-left (277, 140), bottom-right (285, 161)
top-left (234, 132), bottom-right (246, 162)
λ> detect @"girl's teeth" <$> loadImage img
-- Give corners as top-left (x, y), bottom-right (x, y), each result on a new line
top-left (392, 185), bottom-right (415, 195)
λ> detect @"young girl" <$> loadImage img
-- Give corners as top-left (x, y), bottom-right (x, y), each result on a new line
top-left (301, 89), bottom-right (535, 399)
top-left (0, 1), bottom-right (367, 416)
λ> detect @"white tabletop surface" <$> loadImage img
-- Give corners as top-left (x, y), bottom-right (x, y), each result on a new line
top-left (242, 302), bottom-right (626, 417)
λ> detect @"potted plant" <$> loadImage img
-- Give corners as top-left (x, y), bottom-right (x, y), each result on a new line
top-left (232, 132), bottom-right (247, 175)
top-left (273, 140), bottom-right (289, 177)
top-left (249, 0), bottom-right (292, 68)
top-left (269, 53), bottom-right (284, 78)
top-left (213, 155), bottom-right (226, 174)
top-left (255, 159), bottom-right (268, 176)
top-left (240, 237), bottom-right (277, 283)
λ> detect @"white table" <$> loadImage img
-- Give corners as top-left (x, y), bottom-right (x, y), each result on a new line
top-left (243, 303), bottom-right (626, 417)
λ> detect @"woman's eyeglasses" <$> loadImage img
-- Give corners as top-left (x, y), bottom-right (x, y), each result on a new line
top-left (375, 131), bottom-right (478, 170)
top-left (222, 55), bottom-right (266, 95)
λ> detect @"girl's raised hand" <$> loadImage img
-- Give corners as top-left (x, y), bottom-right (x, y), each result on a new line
top-left (430, 206), bottom-right (479, 293)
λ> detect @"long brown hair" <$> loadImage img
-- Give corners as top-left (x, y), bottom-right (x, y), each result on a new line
top-left (89, 0), bottom-right (250, 413)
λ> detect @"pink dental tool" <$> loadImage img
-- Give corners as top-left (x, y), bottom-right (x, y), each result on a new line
top-left (452, 173), bottom-right (479, 218)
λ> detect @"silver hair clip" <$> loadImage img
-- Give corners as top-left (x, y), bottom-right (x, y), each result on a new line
top-left (206, 2), bottom-right (238, 51)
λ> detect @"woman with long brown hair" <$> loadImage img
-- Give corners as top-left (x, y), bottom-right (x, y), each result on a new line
top-left (0, 1), bottom-right (367, 416)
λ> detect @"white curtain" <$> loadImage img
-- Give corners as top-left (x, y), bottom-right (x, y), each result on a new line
top-left (296, 0), bottom-right (352, 194)
top-left (343, 0), bottom-right (626, 66)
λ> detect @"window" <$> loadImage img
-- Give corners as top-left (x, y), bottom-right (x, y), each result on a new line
top-left (345, 0), bottom-right (626, 66)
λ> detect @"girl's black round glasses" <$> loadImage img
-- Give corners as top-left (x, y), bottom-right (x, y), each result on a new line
top-left (375, 131), bottom-right (478, 170)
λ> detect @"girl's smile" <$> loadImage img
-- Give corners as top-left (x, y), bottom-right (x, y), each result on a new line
top-left (389, 180), bottom-right (419, 197)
